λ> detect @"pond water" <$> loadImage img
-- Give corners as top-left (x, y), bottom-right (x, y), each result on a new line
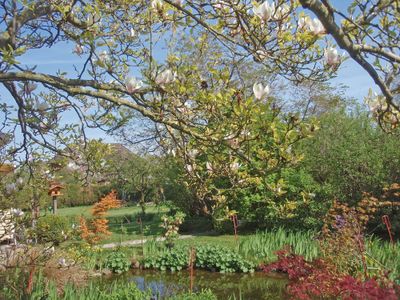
top-left (121, 269), bottom-right (288, 299)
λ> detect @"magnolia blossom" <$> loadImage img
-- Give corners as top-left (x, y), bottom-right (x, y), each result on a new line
top-left (214, 0), bottom-right (229, 10)
top-left (253, 83), bottom-right (270, 100)
top-left (125, 76), bottom-right (143, 93)
top-left (187, 149), bottom-right (198, 158)
top-left (256, 49), bottom-right (268, 61)
top-left (185, 164), bottom-right (194, 173)
top-left (324, 47), bottom-right (341, 66)
top-left (35, 101), bottom-right (48, 112)
top-left (130, 28), bottom-right (136, 38)
top-left (67, 161), bottom-right (79, 171)
top-left (73, 44), bottom-right (84, 55)
top-left (253, 1), bottom-right (275, 23)
top-left (230, 162), bottom-right (241, 171)
top-left (23, 82), bottom-right (37, 95)
top-left (309, 18), bottom-right (325, 35)
top-left (206, 162), bottom-right (213, 173)
top-left (155, 69), bottom-right (176, 86)
top-left (172, 0), bottom-right (183, 6)
top-left (99, 50), bottom-right (109, 61)
top-left (151, 0), bottom-right (163, 10)
top-left (273, 4), bottom-right (289, 20)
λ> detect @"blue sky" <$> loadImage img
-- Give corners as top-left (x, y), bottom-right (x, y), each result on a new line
top-left (1, 1), bottom-right (379, 144)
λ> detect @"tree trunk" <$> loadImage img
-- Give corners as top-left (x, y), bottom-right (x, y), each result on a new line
top-left (139, 191), bottom-right (145, 215)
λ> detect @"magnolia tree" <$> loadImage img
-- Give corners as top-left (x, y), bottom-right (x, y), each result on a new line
top-left (0, 1), bottom-right (398, 215)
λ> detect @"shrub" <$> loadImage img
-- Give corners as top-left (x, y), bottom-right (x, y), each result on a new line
top-left (35, 215), bottom-right (71, 245)
top-left (160, 211), bottom-right (185, 248)
top-left (80, 190), bottom-right (121, 244)
top-left (262, 250), bottom-right (400, 300)
top-left (103, 251), bottom-right (130, 274)
top-left (143, 245), bottom-right (254, 273)
top-left (195, 245), bottom-right (254, 273)
top-left (143, 247), bottom-right (188, 271)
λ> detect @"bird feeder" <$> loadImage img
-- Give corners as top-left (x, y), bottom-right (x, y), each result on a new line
top-left (48, 182), bottom-right (64, 214)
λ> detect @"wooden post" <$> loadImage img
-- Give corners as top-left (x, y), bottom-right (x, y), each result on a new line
top-left (189, 247), bottom-right (196, 293)
top-left (52, 196), bottom-right (57, 215)
top-left (382, 215), bottom-right (394, 245)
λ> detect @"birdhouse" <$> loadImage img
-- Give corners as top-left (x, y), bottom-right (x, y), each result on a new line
top-left (0, 164), bottom-right (14, 175)
top-left (48, 182), bottom-right (64, 197)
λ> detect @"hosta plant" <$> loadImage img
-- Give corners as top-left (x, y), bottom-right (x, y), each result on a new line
top-left (103, 251), bottom-right (131, 274)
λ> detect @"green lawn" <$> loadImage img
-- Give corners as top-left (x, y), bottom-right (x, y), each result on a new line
top-left (58, 204), bottom-right (169, 243)
top-left (58, 204), bottom-right (167, 218)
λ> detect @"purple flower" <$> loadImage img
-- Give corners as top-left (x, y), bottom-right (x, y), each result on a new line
top-left (334, 215), bottom-right (346, 229)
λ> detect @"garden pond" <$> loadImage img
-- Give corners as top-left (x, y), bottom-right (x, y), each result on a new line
top-left (106, 269), bottom-right (288, 299)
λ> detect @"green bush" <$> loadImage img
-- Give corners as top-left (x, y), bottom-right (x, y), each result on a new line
top-left (143, 247), bottom-right (188, 271)
top-left (195, 245), bottom-right (254, 273)
top-left (103, 251), bottom-right (131, 274)
top-left (180, 216), bottom-right (213, 233)
top-left (144, 246), bottom-right (254, 273)
top-left (34, 215), bottom-right (71, 245)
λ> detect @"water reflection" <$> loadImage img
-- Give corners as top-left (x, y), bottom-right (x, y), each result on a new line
top-left (126, 269), bottom-right (288, 299)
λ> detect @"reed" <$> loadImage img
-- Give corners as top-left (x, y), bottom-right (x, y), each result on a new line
top-left (238, 227), bottom-right (320, 263)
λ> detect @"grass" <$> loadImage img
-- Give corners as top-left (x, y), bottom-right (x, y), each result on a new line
top-left (57, 204), bottom-right (167, 218)
top-left (57, 204), bottom-right (169, 243)
top-left (238, 228), bottom-right (320, 263)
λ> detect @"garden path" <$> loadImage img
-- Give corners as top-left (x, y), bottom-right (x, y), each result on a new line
top-left (101, 235), bottom-right (193, 249)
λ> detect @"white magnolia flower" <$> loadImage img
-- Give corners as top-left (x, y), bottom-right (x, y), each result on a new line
top-left (206, 162), bottom-right (213, 173)
top-left (256, 49), bottom-right (269, 61)
top-left (130, 28), bottom-right (137, 38)
top-left (35, 101), bottom-right (48, 111)
top-left (172, 0), bottom-right (183, 6)
top-left (155, 69), bottom-right (176, 86)
top-left (185, 164), bottom-right (194, 173)
top-left (298, 16), bottom-right (310, 30)
top-left (214, 1), bottom-right (229, 10)
top-left (23, 82), bottom-right (37, 94)
top-left (67, 162), bottom-right (79, 171)
top-left (308, 18), bottom-right (325, 35)
top-left (324, 47), bottom-right (341, 66)
top-left (253, 83), bottom-right (270, 100)
top-left (73, 44), bottom-right (84, 55)
top-left (253, 1), bottom-right (275, 23)
top-left (187, 149), bottom-right (198, 158)
top-left (230, 162), bottom-right (241, 171)
top-left (125, 76), bottom-right (143, 93)
top-left (273, 4), bottom-right (289, 20)
top-left (151, 0), bottom-right (163, 10)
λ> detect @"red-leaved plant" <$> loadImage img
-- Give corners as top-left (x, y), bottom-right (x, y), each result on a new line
top-left (262, 250), bottom-right (399, 300)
